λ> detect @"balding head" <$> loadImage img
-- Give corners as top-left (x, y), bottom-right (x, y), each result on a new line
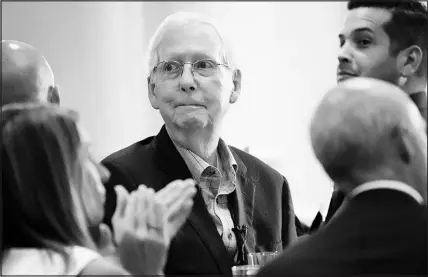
top-left (311, 77), bottom-right (427, 200)
top-left (2, 40), bottom-right (60, 107)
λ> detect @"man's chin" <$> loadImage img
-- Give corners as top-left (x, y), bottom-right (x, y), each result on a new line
top-left (337, 74), bottom-right (357, 83)
top-left (173, 117), bottom-right (209, 129)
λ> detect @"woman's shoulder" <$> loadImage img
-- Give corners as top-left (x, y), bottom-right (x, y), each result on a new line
top-left (79, 256), bottom-right (129, 275)
top-left (2, 246), bottom-right (107, 275)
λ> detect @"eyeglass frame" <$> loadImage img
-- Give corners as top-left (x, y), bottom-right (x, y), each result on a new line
top-left (150, 59), bottom-right (232, 80)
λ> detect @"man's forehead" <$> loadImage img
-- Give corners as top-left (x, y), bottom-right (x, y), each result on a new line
top-left (157, 23), bottom-right (223, 61)
top-left (340, 7), bottom-right (392, 35)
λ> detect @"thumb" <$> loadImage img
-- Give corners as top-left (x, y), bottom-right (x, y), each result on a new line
top-left (97, 223), bottom-right (115, 254)
top-left (113, 185), bottom-right (129, 218)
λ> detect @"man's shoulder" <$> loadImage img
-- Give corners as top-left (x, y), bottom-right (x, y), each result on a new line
top-left (102, 135), bottom-right (155, 166)
top-left (258, 229), bottom-right (340, 276)
top-left (229, 145), bottom-right (286, 182)
top-left (257, 238), bottom-right (318, 276)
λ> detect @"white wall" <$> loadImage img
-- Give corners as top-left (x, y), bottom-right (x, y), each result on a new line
top-left (2, 2), bottom-right (347, 225)
top-left (2, 2), bottom-right (162, 161)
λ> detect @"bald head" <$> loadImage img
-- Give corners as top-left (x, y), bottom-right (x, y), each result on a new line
top-left (311, 77), bottom-right (427, 195)
top-left (2, 40), bottom-right (59, 107)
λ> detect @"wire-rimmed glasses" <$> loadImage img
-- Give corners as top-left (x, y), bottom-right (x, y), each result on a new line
top-left (152, 59), bottom-right (230, 80)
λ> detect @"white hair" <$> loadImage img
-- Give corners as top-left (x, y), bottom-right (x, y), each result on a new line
top-left (310, 79), bottom-right (423, 185)
top-left (146, 12), bottom-right (235, 77)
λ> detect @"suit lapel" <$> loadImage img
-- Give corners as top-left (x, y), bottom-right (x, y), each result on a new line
top-left (230, 148), bottom-right (257, 253)
top-left (187, 189), bottom-right (232, 273)
top-left (153, 126), bottom-right (232, 274)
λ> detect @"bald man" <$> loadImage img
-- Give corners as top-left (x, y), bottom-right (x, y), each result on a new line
top-left (1, 39), bottom-right (116, 255)
top-left (2, 40), bottom-right (60, 106)
top-left (257, 78), bottom-right (427, 276)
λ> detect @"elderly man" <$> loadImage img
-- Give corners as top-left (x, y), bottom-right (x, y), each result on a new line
top-left (326, 0), bottom-right (427, 223)
top-left (102, 12), bottom-right (297, 275)
top-left (257, 78), bottom-right (427, 276)
top-left (1, 40), bottom-right (60, 106)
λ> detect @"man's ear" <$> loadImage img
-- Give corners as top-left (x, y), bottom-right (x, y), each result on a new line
top-left (48, 84), bottom-right (60, 105)
top-left (147, 76), bottom-right (159, 110)
top-left (229, 69), bottom-right (242, 104)
top-left (391, 125), bottom-right (414, 165)
top-left (397, 45), bottom-right (423, 78)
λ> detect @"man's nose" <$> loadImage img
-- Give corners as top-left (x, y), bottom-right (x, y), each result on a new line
top-left (338, 42), bottom-right (352, 64)
top-left (179, 64), bottom-right (197, 92)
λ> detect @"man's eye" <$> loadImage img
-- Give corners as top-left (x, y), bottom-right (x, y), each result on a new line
top-left (195, 60), bottom-right (215, 69)
top-left (357, 38), bottom-right (372, 46)
top-left (163, 62), bottom-right (179, 72)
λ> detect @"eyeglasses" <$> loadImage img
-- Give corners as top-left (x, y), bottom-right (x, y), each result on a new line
top-left (152, 59), bottom-right (230, 80)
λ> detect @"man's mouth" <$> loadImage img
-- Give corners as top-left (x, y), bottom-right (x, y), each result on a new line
top-left (337, 71), bottom-right (358, 82)
top-left (176, 104), bottom-right (205, 108)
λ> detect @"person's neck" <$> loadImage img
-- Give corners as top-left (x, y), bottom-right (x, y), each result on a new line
top-left (166, 124), bottom-right (220, 165)
top-left (401, 78), bottom-right (427, 95)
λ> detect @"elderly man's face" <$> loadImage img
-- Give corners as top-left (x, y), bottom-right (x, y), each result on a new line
top-left (337, 8), bottom-right (401, 85)
top-left (148, 23), bottom-right (240, 131)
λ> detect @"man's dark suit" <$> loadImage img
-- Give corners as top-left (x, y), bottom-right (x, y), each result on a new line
top-left (325, 91), bottom-right (427, 223)
top-left (101, 125), bottom-right (297, 275)
top-left (257, 189), bottom-right (427, 276)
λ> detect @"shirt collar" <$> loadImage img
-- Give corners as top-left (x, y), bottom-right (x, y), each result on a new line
top-left (173, 138), bottom-right (238, 182)
top-left (350, 180), bottom-right (424, 205)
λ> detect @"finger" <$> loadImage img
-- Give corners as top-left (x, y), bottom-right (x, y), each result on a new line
top-left (157, 179), bottom-right (195, 209)
top-left (183, 178), bottom-right (197, 187)
top-left (138, 186), bottom-right (150, 235)
top-left (182, 184), bottom-right (197, 198)
top-left (135, 185), bottom-right (148, 229)
top-left (126, 191), bottom-right (137, 223)
top-left (156, 179), bottom-right (195, 201)
top-left (157, 179), bottom-right (183, 195)
top-left (97, 223), bottom-right (114, 252)
top-left (151, 198), bottom-right (166, 229)
top-left (153, 200), bottom-right (168, 240)
top-left (138, 184), bottom-right (148, 190)
top-left (169, 198), bottom-right (194, 223)
top-left (167, 199), bottom-right (194, 240)
top-left (113, 185), bottom-right (129, 219)
top-left (167, 190), bottom-right (195, 221)
top-left (166, 185), bottom-right (197, 218)
top-left (146, 188), bottom-right (157, 224)
top-left (147, 190), bottom-right (163, 232)
top-left (156, 179), bottom-right (184, 199)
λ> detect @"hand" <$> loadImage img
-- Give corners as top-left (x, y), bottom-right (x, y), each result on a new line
top-left (155, 179), bottom-right (197, 239)
top-left (112, 185), bottom-right (169, 275)
top-left (93, 223), bottom-right (120, 264)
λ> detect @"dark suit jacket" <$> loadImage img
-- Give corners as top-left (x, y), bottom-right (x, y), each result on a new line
top-left (325, 91), bottom-right (427, 224)
top-left (257, 189), bottom-right (427, 276)
top-left (101, 125), bottom-right (297, 275)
